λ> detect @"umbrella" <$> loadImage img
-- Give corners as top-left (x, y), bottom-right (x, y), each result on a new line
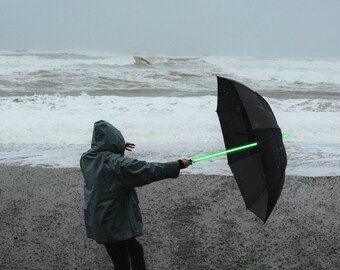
top-left (216, 76), bottom-right (287, 222)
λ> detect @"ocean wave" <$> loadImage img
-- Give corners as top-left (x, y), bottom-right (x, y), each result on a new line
top-left (133, 55), bottom-right (210, 67)
top-left (268, 98), bottom-right (340, 112)
top-left (0, 50), bottom-right (339, 99)
top-left (204, 55), bottom-right (340, 86)
top-left (0, 94), bottom-right (339, 175)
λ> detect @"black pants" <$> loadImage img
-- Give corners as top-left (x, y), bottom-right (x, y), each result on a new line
top-left (104, 238), bottom-right (146, 270)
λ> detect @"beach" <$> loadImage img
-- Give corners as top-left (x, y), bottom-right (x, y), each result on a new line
top-left (0, 165), bottom-right (339, 269)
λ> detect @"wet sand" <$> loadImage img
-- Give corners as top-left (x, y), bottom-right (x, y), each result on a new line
top-left (0, 165), bottom-right (339, 269)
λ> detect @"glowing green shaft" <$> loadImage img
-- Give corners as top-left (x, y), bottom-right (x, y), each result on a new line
top-left (191, 142), bottom-right (258, 163)
top-left (191, 133), bottom-right (289, 163)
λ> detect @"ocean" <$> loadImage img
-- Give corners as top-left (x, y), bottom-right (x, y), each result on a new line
top-left (0, 50), bottom-right (339, 176)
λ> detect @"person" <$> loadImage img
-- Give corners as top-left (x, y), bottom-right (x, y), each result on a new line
top-left (80, 120), bottom-right (191, 270)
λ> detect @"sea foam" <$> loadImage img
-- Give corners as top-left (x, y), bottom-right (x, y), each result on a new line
top-left (1, 94), bottom-right (339, 176)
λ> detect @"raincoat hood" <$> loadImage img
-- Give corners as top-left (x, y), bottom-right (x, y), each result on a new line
top-left (91, 120), bottom-right (125, 154)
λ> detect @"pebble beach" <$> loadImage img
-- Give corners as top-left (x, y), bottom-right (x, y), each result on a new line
top-left (0, 165), bottom-right (339, 269)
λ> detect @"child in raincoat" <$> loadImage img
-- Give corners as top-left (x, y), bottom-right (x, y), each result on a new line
top-left (80, 120), bottom-right (191, 269)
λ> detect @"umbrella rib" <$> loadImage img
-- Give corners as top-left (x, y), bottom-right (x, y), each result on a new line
top-left (246, 188), bottom-right (267, 210)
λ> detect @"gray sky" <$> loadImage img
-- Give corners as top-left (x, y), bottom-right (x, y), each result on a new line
top-left (1, 0), bottom-right (339, 58)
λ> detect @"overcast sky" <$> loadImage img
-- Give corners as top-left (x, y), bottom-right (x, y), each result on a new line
top-left (1, 0), bottom-right (339, 58)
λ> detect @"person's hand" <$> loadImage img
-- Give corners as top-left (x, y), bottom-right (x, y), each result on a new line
top-left (125, 142), bottom-right (135, 151)
top-left (181, 159), bottom-right (192, 168)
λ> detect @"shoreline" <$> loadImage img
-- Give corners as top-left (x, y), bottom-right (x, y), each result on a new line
top-left (0, 165), bottom-right (339, 269)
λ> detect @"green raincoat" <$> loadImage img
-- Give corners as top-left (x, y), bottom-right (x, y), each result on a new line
top-left (80, 120), bottom-right (180, 243)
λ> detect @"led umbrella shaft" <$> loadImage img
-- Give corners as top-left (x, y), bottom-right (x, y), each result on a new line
top-left (191, 134), bottom-right (288, 163)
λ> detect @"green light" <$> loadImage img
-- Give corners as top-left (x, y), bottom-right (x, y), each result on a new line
top-left (191, 133), bottom-right (289, 163)
top-left (282, 133), bottom-right (289, 138)
top-left (192, 142), bottom-right (258, 163)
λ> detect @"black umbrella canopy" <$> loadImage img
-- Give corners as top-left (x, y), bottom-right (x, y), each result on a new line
top-left (216, 76), bottom-right (287, 222)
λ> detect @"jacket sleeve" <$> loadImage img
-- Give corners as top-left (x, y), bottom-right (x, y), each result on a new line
top-left (110, 156), bottom-right (180, 188)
